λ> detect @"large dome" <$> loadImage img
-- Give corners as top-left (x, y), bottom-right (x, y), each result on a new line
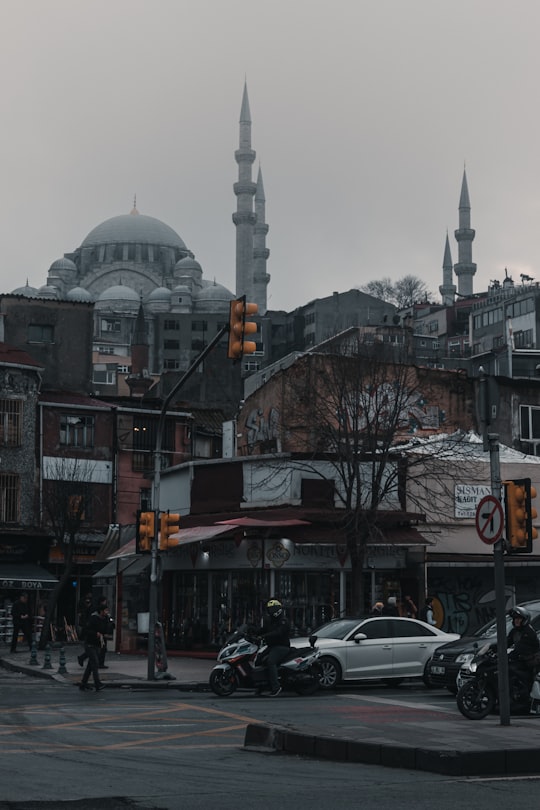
top-left (81, 213), bottom-right (187, 250)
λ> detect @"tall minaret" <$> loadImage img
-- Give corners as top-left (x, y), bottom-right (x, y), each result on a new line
top-left (453, 169), bottom-right (477, 297)
top-left (233, 82), bottom-right (256, 303)
top-left (253, 166), bottom-right (270, 314)
top-left (439, 232), bottom-right (456, 305)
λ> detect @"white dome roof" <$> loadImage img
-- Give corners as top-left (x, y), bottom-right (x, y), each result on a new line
top-left (98, 284), bottom-right (139, 302)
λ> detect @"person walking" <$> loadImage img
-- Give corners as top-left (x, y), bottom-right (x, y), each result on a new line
top-left (79, 602), bottom-right (110, 692)
top-left (419, 597), bottom-right (437, 626)
top-left (403, 595), bottom-right (418, 619)
top-left (77, 593), bottom-right (93, 668)
top-left (382, 596), bottom-right (399, 616)
top-left (10, 592), bottom-right (32, 653)
top-left (97, 597), bottom-right (115, 669)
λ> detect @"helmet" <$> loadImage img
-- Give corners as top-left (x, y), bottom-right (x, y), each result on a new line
top-left (509, 606), bottom-right (531, 624)
top-left (266, 599), bottom-right (283, 619)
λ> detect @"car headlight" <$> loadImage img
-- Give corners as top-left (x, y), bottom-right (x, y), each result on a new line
top-left (456, 653), bottom-right (474, 665)
top-left (469, 662), bottom-right (478, 673)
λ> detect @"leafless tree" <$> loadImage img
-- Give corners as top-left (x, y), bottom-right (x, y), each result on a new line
top-left (251, 339), bottom-right (478, 614)
top-left (361, 277), bottom-right (396, 303)
top-left (40, 458), bottom-right (99, 649)
top-left (361, 275), bottom-right (432, 308)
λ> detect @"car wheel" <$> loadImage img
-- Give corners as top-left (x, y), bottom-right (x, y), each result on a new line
top-left (318, 656), bottom-right (342, 690)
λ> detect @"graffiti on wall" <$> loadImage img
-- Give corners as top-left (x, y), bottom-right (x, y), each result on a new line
top-left (245, 406), bottom-right (280, 449)
top-left (429, 571), bottom-right (516, 635)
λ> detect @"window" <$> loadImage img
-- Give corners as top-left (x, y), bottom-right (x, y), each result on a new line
top-left (101, 319), bottom-right (121, 334)
top-left (164, 339), bottom-right (180, 350)
top-left (93, 370), bottom-right (116, 385)
top-left (164, 320), bottom-right (180, 331)
top-left (28, 324), bottom-right (54, 343)
top-left (163, 359), bottom-right (180, 370)
top-left (117, 364), bottom-right (130, 373)
top-left (97, 346), bottom-right (115, 355)
top-left (191, 320), bottom-right (208, 332)
top-left (0, 400), bottom-right (22, 446)
top-left (191, 339), bottom-right (206, 351)
top-left (520, 405), bottom-right (540, 441)
top-left (60, 415), bottom-right (95, 448)
top-left (0, 473), bottom-right (19, 522)
top-left (391, 619), bottom-right (435, 638)
top-left (358, 620), bottom-right (392, 639)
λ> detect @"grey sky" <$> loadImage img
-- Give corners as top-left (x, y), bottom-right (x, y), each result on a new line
top-left (1, 0), bottom-right (539, 311)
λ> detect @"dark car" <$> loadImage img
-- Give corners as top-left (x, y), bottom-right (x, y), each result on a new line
top-left (427, 600), bottom-right (540, 693)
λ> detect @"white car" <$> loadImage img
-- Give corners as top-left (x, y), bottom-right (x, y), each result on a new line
top-left (295, 616), bottom-right (460, 689)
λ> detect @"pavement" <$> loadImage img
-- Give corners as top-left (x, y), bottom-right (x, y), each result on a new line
top-left (3, 644), bottom-right (540, 777)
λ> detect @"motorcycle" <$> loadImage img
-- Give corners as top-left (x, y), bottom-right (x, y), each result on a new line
top-left (456, 642), bottom-right (532, 720)
top-left (209, 626), bottom-right (321, 697)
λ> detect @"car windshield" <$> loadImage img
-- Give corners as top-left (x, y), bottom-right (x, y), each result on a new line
top-left (474, 616), bottom-right (512, 639)
top-left (312, 618), bottom-right (366, 640)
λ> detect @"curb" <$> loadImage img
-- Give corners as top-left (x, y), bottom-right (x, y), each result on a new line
top-left (243, 723), bottom-right (540, 776)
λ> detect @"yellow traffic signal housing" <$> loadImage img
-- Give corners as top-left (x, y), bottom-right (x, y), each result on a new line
top-left (227, 297), bottom-right (258, 360)
top-left (504, 478), bottom-right (538, 553)
top-left (136, 510), bottom-right (155, 554)
top-left (159, 512), bottom-right (181, 550)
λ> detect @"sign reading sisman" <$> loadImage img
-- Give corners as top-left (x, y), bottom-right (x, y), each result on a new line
top-left (455, 484), bottom-right (491, 519)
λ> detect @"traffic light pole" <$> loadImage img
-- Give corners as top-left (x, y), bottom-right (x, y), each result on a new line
top-left (147, 323), bottom-right (229, 680)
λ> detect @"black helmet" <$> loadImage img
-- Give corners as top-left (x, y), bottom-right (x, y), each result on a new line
top-left (509, 606), bottom-right (531, 625)
top-left (266, 599), bottom-right (283, 619)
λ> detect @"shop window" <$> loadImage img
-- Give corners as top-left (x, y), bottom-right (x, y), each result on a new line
top-left (0, 473), bottom-right (19, 522)
top-left (0, 399), bottom-right (22, 446)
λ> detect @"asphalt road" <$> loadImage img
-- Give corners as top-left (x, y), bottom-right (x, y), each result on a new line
top-left (1, 673), bottom-right (540, 809)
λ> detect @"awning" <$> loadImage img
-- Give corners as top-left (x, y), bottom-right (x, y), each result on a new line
top-left (0, 563), bottom-right (58, 590)
top-left (106, 525), bottom-right (236, 561)
top-left (93, 556), bottom-right (150, 579)
top-left (215, 517), bottom-right (311, 527)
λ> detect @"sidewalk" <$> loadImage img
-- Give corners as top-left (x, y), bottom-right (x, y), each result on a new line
top-left (3, 645), bottom-right (540, 777)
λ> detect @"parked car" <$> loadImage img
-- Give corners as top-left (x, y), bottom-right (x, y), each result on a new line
top-left (294, 616), bottom-right (460, 690)
top-left (427, 600), bottom-right (540, 694)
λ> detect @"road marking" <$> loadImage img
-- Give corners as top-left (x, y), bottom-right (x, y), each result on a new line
top-left (339, 694), bottom-right (455, 713)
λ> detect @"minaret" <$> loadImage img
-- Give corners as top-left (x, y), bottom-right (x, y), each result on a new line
top-left (126, 299), bottom-right (153, 397)
top-left (453, 169), bottom-right (477, 297)
top-left (253, 166), bottom-right (270, 314)
top-left (233, 82), bottom-right (256, 303)
top-left (439, 232), bottom-right (456, 306)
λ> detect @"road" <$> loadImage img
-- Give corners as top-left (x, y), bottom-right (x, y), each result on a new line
top-left (0, 672), bottom-right (539, 809)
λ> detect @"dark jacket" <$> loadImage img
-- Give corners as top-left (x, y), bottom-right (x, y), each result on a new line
top-left (12, 599), bottom-right (31, 626)
top-left (84, 611), bottom-right (111, 647)
top-left (508, 623), bottom-right (540, 662)
top-left (262, 615), bottom-right (290, 648)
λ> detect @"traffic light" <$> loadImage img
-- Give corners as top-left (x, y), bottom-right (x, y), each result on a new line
top-left (227, 296), bottom-right (258, 360)
top-left (504, 478), bottom-right (538, 553)
top-left (159, 511), bottom-right (181, 550)
top-left (136, 510), bottom-right (155, 554)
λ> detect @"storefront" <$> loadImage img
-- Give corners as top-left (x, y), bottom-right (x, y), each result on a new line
top-left (95, 529), bottom-right (427, 652)
top-left (0, 561), bottom-right (58, 643)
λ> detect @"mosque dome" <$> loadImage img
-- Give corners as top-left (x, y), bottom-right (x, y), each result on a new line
top-left (174, 256), bottom-right (202, 274)
top-left (193, 282), bottom-right (234, 313)
top-left (97, 284), bottom-right (140, 302)
top-left (81, 212), bottom-right (186, 250)
top-left (49, 257), bottom-right (77, 274)
top-left (38, 284), bottom-right (59, 299)
top-left (12, 281), bottom-right (40, 297)
top-left (148, 286), bottom-right (172, 303)
top-left (66, 286), bottom-right (93, 302)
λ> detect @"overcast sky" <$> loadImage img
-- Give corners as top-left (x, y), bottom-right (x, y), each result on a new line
top-left (1, 0), bottom-right (540, 311)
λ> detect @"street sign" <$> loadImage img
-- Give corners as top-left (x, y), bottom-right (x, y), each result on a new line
top-left (475, 495), bottom-right (504, 545)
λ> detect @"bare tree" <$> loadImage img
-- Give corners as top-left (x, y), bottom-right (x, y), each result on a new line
top-left (360, 277), bottom-right (396, 303)
top-left (247, 339), bottom-right (478, 614)
top-left (394, 275), bottom-right (430, 308)
top-left (40, 458), bottom-right (99, 649)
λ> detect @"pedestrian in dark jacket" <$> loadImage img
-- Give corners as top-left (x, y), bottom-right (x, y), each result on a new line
top-left (382, 596), bottom-right (399, 616)
top-left (77, 593), bottom-right (94, 668)
top-left (10, 592), bottom-right (32, 653)
top-left (79, 602), bottom-right (110, 692)
top-left (97, 597), bottom-right (115, 669)
top-left (261, 599), bottom-right (290, 696)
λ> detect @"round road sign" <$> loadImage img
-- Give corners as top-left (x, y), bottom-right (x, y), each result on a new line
top-left (475, 495), bottom-right (504, 544)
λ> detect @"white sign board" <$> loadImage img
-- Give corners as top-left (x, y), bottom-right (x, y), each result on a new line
top-left (455, 484), bottom-right (491, 519)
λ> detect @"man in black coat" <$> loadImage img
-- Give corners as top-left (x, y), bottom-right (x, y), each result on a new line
top-left (10, 592), bottom-right (32, 653)
top-left (261, 599), bottom-right (290, 696)
top-left (79, 602), bottom-right (110, 692)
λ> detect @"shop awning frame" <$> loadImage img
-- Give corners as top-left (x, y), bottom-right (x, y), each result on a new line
top-left (0, 563), bottom-right (59, 590)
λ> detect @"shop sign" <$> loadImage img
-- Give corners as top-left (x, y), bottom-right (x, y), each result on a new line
top-left (0, 579), bottom-right (44, 590)
top-left (455, 484), bottom-right (491, 519)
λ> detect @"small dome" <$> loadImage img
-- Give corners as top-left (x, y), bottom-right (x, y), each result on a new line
top-left (67, 286), bottom-right (93, 302)
top-left (12, 281), bottom-right (40, 297)
top-left (148, 286), bottom-right (172, 302)
top-left (193, 282), bottom-right (234, 313)
top-left (172, 284), bottom-right (192, 295)
top-left (49, 257), bottom-right (77, 273)
top-left (38, 284), bottom-right (59, 299)
top-left (98, 284), bottom-right (139, 302)
top-left (175, 256), bottom-right (202, 274)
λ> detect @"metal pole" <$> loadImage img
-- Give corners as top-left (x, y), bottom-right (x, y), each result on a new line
top-left (147, 324), bottom-right (229, 680)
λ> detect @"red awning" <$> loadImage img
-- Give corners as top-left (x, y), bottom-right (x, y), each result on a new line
top-left (215, 517), bottom-right (311, 527)
top-left (107, 525), bottom-right (236, 559)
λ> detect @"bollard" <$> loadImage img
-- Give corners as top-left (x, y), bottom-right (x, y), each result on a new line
top-left (57, 646), bottom-right (67, 675)
top-left (42, 643), bottom-right (53, 670)
top-left (29, 640), bottom-right (39, 666)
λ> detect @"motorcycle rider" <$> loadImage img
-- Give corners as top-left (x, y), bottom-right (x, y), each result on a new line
top-left (261, 599), bottom-right (290, 696)
top-left (507, 606), bottom-right (540, 686)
